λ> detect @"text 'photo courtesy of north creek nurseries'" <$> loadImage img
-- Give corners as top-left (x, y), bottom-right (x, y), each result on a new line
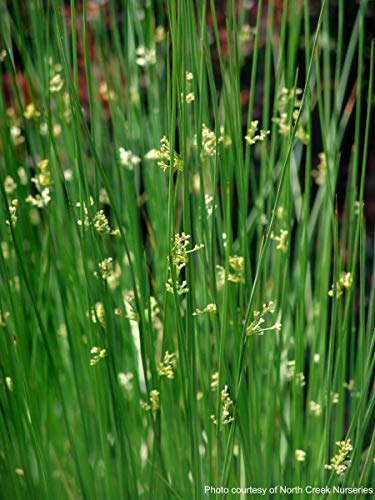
top-left (0, 1), bottom-right (374, 499)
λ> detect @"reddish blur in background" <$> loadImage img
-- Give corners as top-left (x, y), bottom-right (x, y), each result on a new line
top-left (2, 0), bottom-right (375, 232)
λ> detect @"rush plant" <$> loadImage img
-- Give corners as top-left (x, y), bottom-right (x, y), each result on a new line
top-left (0, 0), bottom-right (374, 498)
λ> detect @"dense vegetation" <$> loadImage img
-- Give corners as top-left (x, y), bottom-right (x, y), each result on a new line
top-left (0, 1), bottom-right (374, 498)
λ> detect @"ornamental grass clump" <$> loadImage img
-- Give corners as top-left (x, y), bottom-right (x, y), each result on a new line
top-left (0, 0), bottom-right (374, 498)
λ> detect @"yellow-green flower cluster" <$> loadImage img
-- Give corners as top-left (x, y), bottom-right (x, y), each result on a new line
top-left (6, 108), bottom-right (25, 145)
top-left (146, 137), bottom-right (183, 172)
top-left (135, 46), bottom-right (156, 67)
top-left (141, 389), bottom-right (160, 412)
top-left (272, 87), bottom-right (310, 145)
top-left (166, 233), bottom-right (203, 295)
top-left (193, 303), bottom-right (217, 316)
top-left (118, 372), bottom-right (134, 391)
top-left (328, 272), bottom-right (352, 298)
top-left (157, 351), bottom-right (176, 379)
top-left (220, 126), bottom-right (232, 148)
top-left (181, 71), bottom-right (194, 103)
top-left (75, 199), bottom-right (119, 236)
top-left (171, 232), bottom-right (191, 271)
top-left (194, 123), bottom-right (223, 159)
top-left (76, 200), bottom-right (91, 229)
top-left (286, 360), bottom-right (306, 387)
top-left (246, 301), bottom-right (281, 336)
top-left (217, 255), bottom-right (245, 285)
top-left (331, 392), bottom-right (339, 404)
top-left (91, 302), bottom-right (106, 328)
top-left (165, 278), bottom-right (189, 295)
top-left (62, 92), bottom-right (72, 123)
top-left (49, 74), bottom-right (64, 93)
top-left (4, 176), bottom-right (17, 195)
top-left (93, 210), bottom-right (110, 234)
top-left (39, 122), bottom-right (62, 138)
top-left (154, 26), bottom-right (165, 43)
top-left (5, 199), bottom-right (18, 227)
top-left (118, 147), bottom-right (141, 171)
top-left (9, 125), bottom-right (25, 146)
top-left (32, 159), bottom-right (52, 191)
top-left (245, 120), bottom-right (270, 145)
top-left (211, 385), bottom-right (235, 426)
top-left (26, 159), bottom-right (52, 208)
top-left (210, 371), bottom-right (219, 391)
top-left (325, 438), bottom-right (353, 476)
top-left (23, 103), bottom-right (41, 120)
top-left (312, 152), bottom-right (327, 185)
top-left (99, 81), bottom-right (116, 102)
top-left (6, 377), bottom-right (13, 392)
top-left (228, 256), bottom-right (245, 282)
top-left (48, 57), bottom-right (64, 93)
top-left (309, 400), bottom-right (322, 418)
top-left (295, 450), bottom-right (306, 462)
top-left (90, 346), bottom-right (107, 366)
top-left (239, 24), bottom-right (256, 46)
top-left (0, 310), bottom-right (10, 327)
top-left (93, 210), bottom-right (120, 236)
top-left (271, 229), bottom-right (288, 253)
top-left (205, 194), bottom-right (215, 217)
top-left (343, 379), bottom-right (355, 392)
top-left (170, 232), bottom-right (204, 272)
top-left (98, 257), bottom-right (114, 280)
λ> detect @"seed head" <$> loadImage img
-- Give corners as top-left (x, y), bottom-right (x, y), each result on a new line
top-left (157, 351), bottom-right (176, 379)
top-left (325, 438), bottom-right (352, 476)
top-left (295, 449), bottom-right (306, 462)
top-left (90, 346), bottom-right (107, 366)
